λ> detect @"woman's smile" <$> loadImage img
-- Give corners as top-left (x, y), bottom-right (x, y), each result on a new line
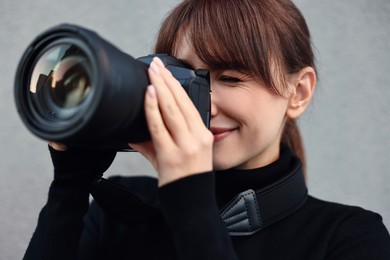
top-left (210, 127), bottom-right (238, 142)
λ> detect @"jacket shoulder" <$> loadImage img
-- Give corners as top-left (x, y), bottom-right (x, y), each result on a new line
top-left (304, 196), bottom-right (390, 259)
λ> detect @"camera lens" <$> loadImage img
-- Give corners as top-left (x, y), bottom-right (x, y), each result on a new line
top-left (29, 43), bottom-right (92, 120)
top-left (15, 25), bottom-right (152, 145)
top-left (15, 24), bottom-right (209, 148)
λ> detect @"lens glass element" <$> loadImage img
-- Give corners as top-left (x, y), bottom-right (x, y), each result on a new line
top-left (29, 44), bottom-right (92, 116)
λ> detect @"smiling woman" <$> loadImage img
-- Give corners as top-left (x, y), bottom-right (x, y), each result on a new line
top-left (22, 0), bottom-right (390, 259)
top-left (155, 0), bottom-right (315, 172)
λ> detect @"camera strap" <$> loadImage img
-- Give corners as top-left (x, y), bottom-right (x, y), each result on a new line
top-left (220, 161), bottom-right (307, 236)
top-left (90, 160), bottom-right (307, 236)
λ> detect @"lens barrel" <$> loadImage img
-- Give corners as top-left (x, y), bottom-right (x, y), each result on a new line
top-left (15, 24), bottom-right (151, 148)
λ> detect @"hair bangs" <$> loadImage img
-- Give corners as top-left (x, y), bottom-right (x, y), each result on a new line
top-left (157, 0), bottom-right (268, 75)
top-left (155, 0), bottom-right (305, 95)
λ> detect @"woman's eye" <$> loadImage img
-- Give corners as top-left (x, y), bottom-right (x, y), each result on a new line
top-left (219, 76), bottom-right (242, 83)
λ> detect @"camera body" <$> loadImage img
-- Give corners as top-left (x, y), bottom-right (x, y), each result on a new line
top-left (14, 24), bottom-right (210, 150)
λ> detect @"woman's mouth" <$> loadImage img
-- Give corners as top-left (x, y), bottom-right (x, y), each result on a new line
top-left (210, 127), bottom-right (238, 142)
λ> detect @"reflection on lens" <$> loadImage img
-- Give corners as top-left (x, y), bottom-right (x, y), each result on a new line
top-left (29, 44), bottom-right (91, 111)
top-left (49, 56), bottom-right (91, 108)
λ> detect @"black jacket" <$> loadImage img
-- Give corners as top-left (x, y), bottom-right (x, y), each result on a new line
top-left (24, 146), bottom-right (390, 259)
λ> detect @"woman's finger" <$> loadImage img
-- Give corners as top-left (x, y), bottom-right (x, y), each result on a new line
top-left (148, 59), bottom-right (191, 142)
top-left (153, 57), bottom-right (206, 132)
top-left (48, 141), bottom-right (67, 151)
top-left (143, 84), bottom-right (176, 151)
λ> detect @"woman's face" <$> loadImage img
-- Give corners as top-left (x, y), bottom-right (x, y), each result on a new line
top-left (175, 42), bottom-right (291, 170)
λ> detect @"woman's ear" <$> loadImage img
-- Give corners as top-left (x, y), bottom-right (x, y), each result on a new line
top-left (286, 66), bottom-right (316, 119)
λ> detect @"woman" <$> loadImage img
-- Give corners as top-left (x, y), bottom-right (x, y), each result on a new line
top-left (24, 0), bottom-right (390, 259)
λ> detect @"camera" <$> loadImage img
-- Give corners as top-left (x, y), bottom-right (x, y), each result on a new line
top-left (14, 24), bottom-right (210, 150)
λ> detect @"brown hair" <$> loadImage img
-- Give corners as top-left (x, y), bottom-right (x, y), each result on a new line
top-left (154, 0), bottom-right (315, 172)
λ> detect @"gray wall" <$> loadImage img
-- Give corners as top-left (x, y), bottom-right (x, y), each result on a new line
top-left (0, 0), bottom-right (389, 258)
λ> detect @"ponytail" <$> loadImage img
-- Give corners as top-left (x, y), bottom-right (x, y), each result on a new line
top-left (282, 118), bottom-right (306, 176)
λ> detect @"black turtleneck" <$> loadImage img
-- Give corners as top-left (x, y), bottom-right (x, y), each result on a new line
top-left (215, 144), bottom-right (293, 208)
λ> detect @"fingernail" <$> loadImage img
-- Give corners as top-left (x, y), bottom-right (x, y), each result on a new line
top-left (150, 61), bottom-right (160, 75)
top-left (147, 85), bottom-right (156, 98)
top-left (153, 57), bottom-right (165, 68)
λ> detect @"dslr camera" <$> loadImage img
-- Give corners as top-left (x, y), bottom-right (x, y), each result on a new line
top-left (14, 24), bottom-right (210, 150)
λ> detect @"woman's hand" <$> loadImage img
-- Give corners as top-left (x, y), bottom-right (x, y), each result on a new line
top-left (47, 141), bottom-right (116, 183)
top-left (129, 57), bottom-right (213, 187)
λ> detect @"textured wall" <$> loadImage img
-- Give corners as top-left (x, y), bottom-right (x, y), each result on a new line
top-left (0, 0), bottom-right (389, 259)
